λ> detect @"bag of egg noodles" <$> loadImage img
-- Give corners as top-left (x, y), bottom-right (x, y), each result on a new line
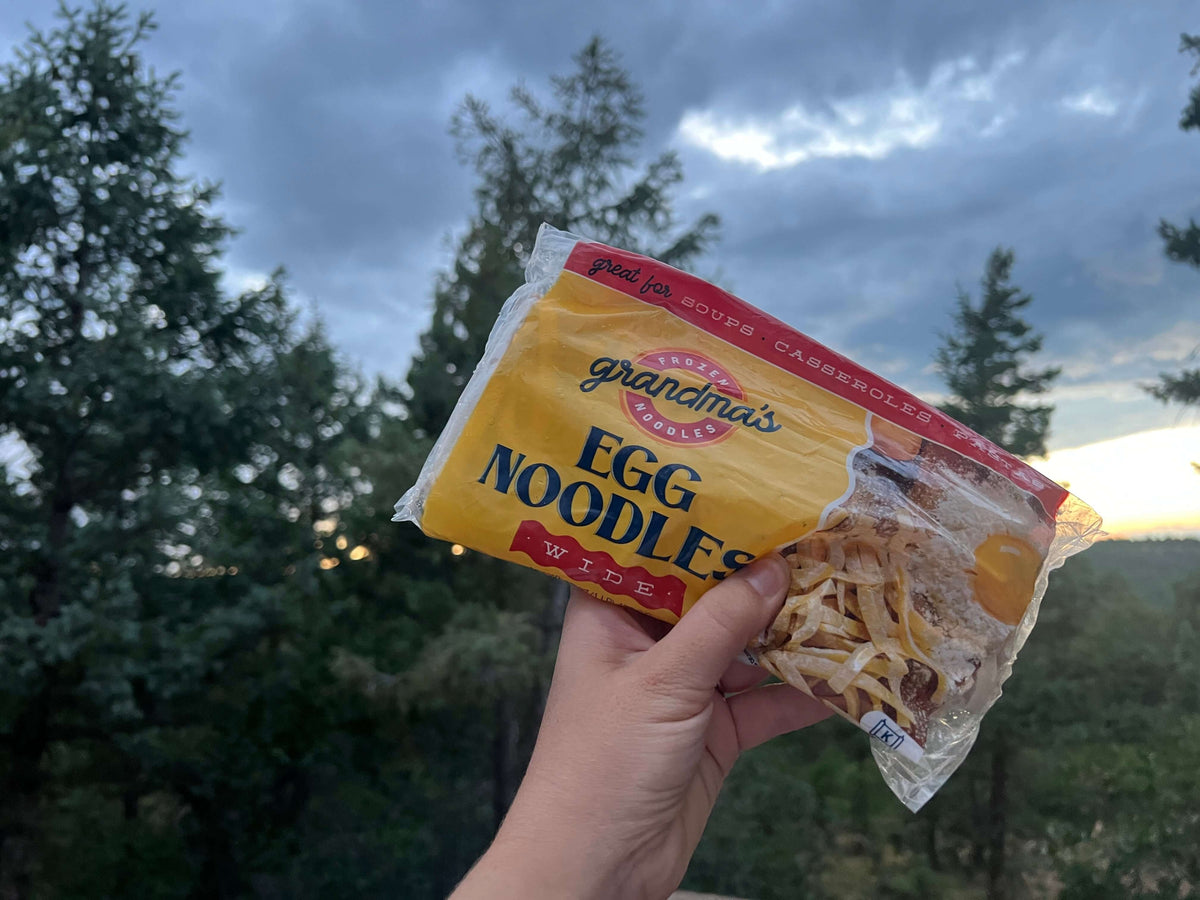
top-left (394, 224), bottom-right (1102, 810)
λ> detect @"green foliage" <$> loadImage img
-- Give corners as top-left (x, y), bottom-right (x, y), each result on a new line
top-left (324, 35), bottom-right (726, 894)
top-left (1151, 33), bottom-right (1200, 407)
top-left (1157, 32), bottom-right (1200, 272)
top-left (687, 548), bottom-right (1200, 900)
top-left (2, 7), bottom-right (1195, 899)
top-left (1145, 368), bottom-right (1200, 406)
top-left (0, 5), bottom-right (381, 896)
top-left (934, 247), bottom-right (1061, 457)
top-left (405, 36), bottom-right (719, 438)
top-left (1083, 537), bottom-right (1200, 607)
top-left (684, 731), bottom-right (825, 899)
top-left (932, 277), bottom-right (1058, 879)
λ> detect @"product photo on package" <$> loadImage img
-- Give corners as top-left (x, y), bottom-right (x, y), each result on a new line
top-left (395, 224), bottom-right (1103, 810)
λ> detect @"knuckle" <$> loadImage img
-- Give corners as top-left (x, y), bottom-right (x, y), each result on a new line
top-left (632, 654), bottom-right (683, 699)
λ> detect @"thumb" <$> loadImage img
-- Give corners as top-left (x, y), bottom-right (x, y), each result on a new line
top-left (642, 554), bottom-right (790, 695)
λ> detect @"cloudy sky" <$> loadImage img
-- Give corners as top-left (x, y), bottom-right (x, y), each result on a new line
top-left (3, 1), bottom-right (1198, 470)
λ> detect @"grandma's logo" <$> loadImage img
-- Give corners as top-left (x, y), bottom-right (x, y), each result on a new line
top-left (579, 349), bottom-right (781, 447)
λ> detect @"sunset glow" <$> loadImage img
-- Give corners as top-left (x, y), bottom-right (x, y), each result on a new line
top-left (1033, 426), bottom-right (1200, 538)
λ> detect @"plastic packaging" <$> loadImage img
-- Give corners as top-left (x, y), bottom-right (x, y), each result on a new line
top-left (395, 224), bottom-right (1102, 809)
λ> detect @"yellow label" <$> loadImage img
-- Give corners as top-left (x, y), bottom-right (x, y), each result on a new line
top-left (420, 268), bottom-right (869, 622)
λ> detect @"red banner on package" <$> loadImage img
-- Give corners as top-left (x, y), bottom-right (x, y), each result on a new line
top-left (563, 243), bottom-right (1068, 517)
top-left (509, 519), bottom-right (687, 617)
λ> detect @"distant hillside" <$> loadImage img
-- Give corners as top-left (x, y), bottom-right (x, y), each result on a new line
top-left (1073, 538), bottom-right (1200, 607)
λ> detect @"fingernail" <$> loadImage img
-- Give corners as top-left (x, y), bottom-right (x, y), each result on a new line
top-left (741, 554), bottom-right (788, 600)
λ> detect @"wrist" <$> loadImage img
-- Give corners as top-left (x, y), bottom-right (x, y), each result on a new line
top-left (452, 775), bottom-right (643, 900)
top-left (451, 826), bottom-right (617, 900)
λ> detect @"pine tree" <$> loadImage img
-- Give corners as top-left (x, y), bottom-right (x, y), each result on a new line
top-left (0, 7), bottom-right (377, 894)
top-left (1150, 33), bottom-right (1200, 407)
top-left (346, 37), bottom-right (722, 891)
top-left (405, 37), bottom-right (719, 439)
top-left (934, 247), bottom-right (1060, 457)
top-left (931, 246), bottom-right (1059, 900)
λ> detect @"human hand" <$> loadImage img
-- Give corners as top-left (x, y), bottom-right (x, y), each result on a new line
top-left (450, 554), bottom-right (832, 900)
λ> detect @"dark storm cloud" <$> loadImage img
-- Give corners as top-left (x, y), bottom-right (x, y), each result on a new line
top-left (2, 0), bottom-right (1197, 448)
